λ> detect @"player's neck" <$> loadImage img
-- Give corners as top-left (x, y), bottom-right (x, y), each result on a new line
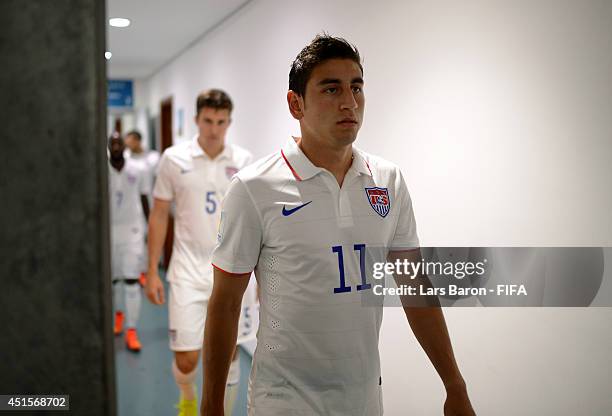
top-left (297, 136), bottom-right (353, 187)
top-left (131, 147), bottom-right (144, 155)
top-left (197, 136), bottom-right (225, 160)
top-left (110, 157), bottom-right (125, 171)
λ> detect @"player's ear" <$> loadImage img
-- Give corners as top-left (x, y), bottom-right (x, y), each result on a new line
top-left (287, 90), bottom-right (304, 120)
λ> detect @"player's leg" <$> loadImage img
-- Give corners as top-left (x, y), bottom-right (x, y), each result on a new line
top-left (169, 282), bottom-right (207, 416)
top-left (111, 241), bottom-right (125, 336)
top-left (121, 239), bottom-right (144, 351)
top-left (174, 350), bottom-right (200, 399)
top-left (112, 279), bottom-right (124, 336)
top-left (138, 272), bottom-right (147, 287)
top-left (124, 278), bottom-right (142, 351)
top-left (138, 226), bottom-right (148, 287)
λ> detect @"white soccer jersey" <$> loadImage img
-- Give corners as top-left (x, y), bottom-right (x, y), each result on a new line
top-left (153, 136), bottom-right (252, 289)
top-left (212, 137), bottom-right (419, 416)
top-left (126, 149), bottom-right (160, 196)
top-left (109, 158), bottom-right (149, 244)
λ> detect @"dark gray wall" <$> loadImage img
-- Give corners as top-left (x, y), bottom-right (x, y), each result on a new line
top-left (0, 1), bottom-right (115, 415)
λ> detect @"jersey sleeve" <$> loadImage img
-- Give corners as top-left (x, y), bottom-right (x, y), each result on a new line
top-left (211, 177), bottom-right (263, 274)
top-left (243, 151), bottom-right (253, 168)
top-left (152, 152), bottom-right (175, 201)
top-left (390, 170), bottom-right (420, 250)
top-left (237, 148), bottom-right (253, 170)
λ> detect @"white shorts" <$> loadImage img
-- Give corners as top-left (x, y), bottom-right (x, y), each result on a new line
top-left (168, 279), bottom-right (258, 351)
top-left (111, 240), bottom-right (145, 279)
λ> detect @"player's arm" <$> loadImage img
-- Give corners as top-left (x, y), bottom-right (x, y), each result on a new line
top-left (201, 267), bottom-right (250, 415)
top-left (138, 168), bottom-right (152, 220)
top-left (201, 175), bottom-right (262, 415)
top-left (389, 249), bottom-right (475, 415)
top-left (140, 195), bottom-right (150, 220)
top-left (145, 197), bottom-right (170, 305)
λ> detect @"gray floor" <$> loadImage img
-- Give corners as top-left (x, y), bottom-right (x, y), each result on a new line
top-left (114, 279), bottom-right (250, 416)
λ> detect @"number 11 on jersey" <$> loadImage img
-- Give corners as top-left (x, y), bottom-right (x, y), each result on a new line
top-left (332, 244), bottom-right (372, 294)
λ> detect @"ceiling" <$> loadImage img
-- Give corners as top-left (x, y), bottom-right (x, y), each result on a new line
top-left (106, 0), bottom-right (251, 79)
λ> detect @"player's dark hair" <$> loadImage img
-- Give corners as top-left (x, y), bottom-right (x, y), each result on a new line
top-left (289, 33), bottom-right (363, 98)
top-left (196, 89), bottom-right (233, 117)
top-left (126, 130), bottom-right (142, 141)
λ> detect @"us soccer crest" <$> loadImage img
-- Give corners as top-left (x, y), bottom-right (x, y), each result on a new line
top-left (365, 187), bottom-right (390, 218)
top-left (225, 166), bottom-right (239, 179)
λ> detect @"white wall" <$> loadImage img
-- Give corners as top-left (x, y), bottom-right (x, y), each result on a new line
top-left (141, 1), bottom-right (612, 414)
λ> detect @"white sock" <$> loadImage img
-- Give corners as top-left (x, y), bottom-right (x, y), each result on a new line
top-left (124, 282), bottom-right (141, 328)
top-left (227, 356), bottom-right (241, 385)
top-left (224, 357), bottom-right (240, 414)
top-left (112, 280), bottom-right (123, 313)
top-left (172, 359), bottom-right (197, 401)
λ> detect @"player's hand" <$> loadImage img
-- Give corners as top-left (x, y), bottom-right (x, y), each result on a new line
top-left (444, 385), bottom-right (476, 415)
top-left (145, 270), bottom-right (165, 305)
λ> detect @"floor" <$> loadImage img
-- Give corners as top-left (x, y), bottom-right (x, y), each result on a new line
top-left (114, 278), bottom-right (250, 416)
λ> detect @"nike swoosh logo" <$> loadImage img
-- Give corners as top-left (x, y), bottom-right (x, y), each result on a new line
top-left (282, 201), bottom-right (312, 216)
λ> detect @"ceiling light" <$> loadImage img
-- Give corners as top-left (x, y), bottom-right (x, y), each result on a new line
top-left (105, 51), bottom-right (112, 60)
top-left (109, 18), bottom-right (130, 28)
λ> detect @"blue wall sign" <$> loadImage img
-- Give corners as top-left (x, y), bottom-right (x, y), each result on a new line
top-left (108, 79), bottom-right (133, 108)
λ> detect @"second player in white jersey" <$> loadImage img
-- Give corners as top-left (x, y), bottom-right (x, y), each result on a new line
top-left (154, 136), bottom-right (252, 289)
top-left (146, 89), bottom-right (257, 416)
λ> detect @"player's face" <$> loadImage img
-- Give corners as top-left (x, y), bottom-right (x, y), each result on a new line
top-left (108, 137), bottom-right (125, 159)
top-left (124, 134), bottom-right (140, 152)
top-left (195, 107), bottom-right (231, 144)
top-left (297, 58), bottom-right (364, 148)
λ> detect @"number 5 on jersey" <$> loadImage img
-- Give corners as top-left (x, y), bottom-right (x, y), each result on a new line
top-left (205, 191), bottom-right (217, 214)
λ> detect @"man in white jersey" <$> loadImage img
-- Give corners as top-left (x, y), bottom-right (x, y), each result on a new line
top-left (124, 129), bottom-right (160, 286)
top-left (202, 36), bottom-right (476, 415)
top-left (108, 132), bottom-right (150, 352)
top-left (145, 89), bottom-right (255, 416)
top-left (125, 129), bottom-right (160, 200)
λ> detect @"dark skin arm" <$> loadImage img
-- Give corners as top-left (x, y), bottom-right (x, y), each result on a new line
top-left (388, 249), bottom-right (476, 416)
top-left (140, 195), bottom-right (150, 220)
